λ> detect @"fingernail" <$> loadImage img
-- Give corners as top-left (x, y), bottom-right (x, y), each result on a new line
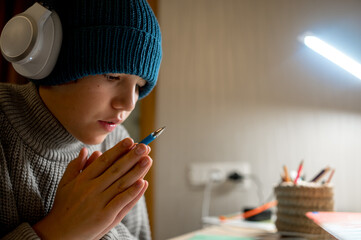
top-left (135, 145), bottom-right (146, 155)
top-left (122, 138), bottom-right (133, 148)
top-left (139, 158), bottom-right (149, 167)
top-left (135, 179), bottom-right (144, 188)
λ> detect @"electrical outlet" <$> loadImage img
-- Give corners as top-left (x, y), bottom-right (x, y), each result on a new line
top-left (187, 161), bottom-right (251, 187)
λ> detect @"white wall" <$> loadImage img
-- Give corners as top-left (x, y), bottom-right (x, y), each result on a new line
top-left (154, 0), bottom-right (361, 239)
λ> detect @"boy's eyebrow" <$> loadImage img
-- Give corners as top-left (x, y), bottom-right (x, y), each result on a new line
top-left (107, 73), bottom-right (147, 86)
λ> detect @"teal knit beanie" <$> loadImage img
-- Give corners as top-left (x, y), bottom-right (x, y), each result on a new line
top-left (35, 0), bottom-right (162, 99)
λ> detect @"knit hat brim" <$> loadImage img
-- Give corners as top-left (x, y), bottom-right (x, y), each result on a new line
top-left (37, 26), bottom-right (162, 99)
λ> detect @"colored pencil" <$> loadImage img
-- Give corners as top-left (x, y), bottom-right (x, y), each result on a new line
top-left (326, 168), bottom-right (335, 184)
top-left (283, 165), bottom-right (291, 182)
top-left (294, 160), bottom-right (304, 184)
top-left (311, 167), bottom-right (330, 182)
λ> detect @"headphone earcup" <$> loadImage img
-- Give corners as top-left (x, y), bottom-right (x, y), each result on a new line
top-left (0, 2), bottom-right (62, 79)
top-left (0, 14), bottom-right (37, 63)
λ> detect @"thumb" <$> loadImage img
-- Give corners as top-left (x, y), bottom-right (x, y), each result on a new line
top-left (59, 148), bottom-right (88, 188)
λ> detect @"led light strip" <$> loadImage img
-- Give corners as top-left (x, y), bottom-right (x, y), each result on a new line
top-left (303, 34), bottom-right (361, 80)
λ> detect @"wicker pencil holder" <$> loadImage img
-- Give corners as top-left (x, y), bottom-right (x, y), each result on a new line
top-left (274, 182), bottom-right (334, 239)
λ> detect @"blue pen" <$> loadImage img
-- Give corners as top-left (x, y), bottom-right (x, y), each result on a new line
top-left (139, 126), bottom-right (166, 145)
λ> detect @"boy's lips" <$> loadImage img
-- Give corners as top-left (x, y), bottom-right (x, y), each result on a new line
top-left (101, 117), bottom-right (123, 124)
top-left (98, 118), bottom-right (122, 132)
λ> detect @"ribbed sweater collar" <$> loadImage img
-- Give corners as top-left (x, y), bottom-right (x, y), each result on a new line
top-left (0, 82), bottom-right (90, 162)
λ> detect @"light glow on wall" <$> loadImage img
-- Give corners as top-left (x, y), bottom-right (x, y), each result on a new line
top-left (303, 35), bottom-right (361, 80)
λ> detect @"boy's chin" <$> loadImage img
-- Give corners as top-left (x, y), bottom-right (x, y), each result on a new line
top-left (79, 135), bottom-right (107, 145)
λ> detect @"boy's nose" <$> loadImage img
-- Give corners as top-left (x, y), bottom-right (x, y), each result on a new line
top-left (111, 86), bottom-right (138, 111)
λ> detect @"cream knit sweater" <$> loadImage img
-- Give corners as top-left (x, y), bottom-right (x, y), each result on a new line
top-left (0, 82), bottom-right (151, 240)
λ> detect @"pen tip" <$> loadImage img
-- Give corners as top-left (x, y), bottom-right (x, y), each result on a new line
top-left (153, 126), bottom-right (166, 137)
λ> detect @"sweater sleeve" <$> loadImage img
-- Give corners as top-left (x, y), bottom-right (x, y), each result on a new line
top-left (101, 224), bottom-right (136, 240)
top-left (0, 141), bottom-right (40, 240)
top-left (1, 223), bottom-right (40, 240)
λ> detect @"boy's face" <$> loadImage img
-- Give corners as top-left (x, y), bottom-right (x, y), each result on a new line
top-left (39, 74), bottom-right (146, 145)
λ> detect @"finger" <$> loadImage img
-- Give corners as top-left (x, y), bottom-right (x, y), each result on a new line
top-left (102, 180), bottom-right (147, 224)
top-left (83, 151), bottom-right (102, 169)
top-left (132, 143), bottom-right (151, 154)
top-left (94, 143), bottom-right (149, 191)
top-left (101, 156), bottom-right (152, 203)
top-left (96, 181), bottom-right (148, 239)
top-left (82, 138), bottom-right (134, 179)
top-left (116, 180), bottom-right (148, 219)
top-left (138, 156), bottom-right (152, 179)
top-left (146, 145), bottom-right (151, 154)
top-left (58, 148), bottom-right (88, 188)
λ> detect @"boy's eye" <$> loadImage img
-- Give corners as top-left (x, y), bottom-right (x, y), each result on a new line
top-left (103, 74), bottom-right (145, 93)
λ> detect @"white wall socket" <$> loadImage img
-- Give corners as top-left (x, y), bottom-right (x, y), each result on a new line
top-left (187, 161), bottom-right (251, 187)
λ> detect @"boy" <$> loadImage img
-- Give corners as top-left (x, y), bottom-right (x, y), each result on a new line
top-left (0, 0), bottom-right (161, 239)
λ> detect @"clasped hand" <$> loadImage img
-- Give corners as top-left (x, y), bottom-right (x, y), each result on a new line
top-left (33, 138), bottom-right (152, 240)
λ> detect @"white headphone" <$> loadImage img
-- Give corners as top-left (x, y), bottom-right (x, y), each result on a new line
top-left (0, 2), bottom-right (62, 79)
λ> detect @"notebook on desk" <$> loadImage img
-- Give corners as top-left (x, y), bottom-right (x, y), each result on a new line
top-left (306, 211), bottom-right (361, 240)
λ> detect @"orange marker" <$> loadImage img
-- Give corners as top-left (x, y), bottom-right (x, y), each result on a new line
top-left (219, 200), bottom-right (278, 221)
top-left (242, 200), bottom-right (278, 219)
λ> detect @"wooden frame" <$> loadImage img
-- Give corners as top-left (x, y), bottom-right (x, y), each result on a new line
top-left (141, 0), bottom-right (158, 236)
